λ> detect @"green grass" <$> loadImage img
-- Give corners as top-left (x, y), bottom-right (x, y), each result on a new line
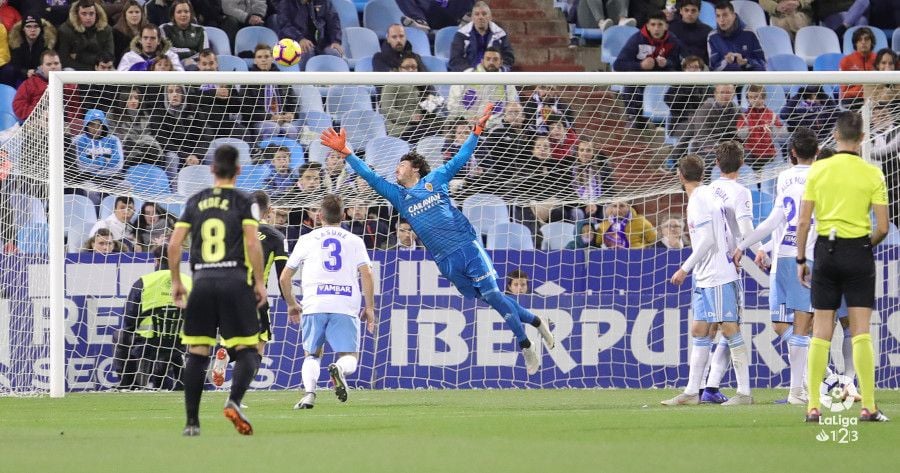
top-left (0, 389), bottom-right (897, 472)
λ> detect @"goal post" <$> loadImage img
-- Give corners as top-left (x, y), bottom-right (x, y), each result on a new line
top-left (3, 70), bottom-right (896, 396)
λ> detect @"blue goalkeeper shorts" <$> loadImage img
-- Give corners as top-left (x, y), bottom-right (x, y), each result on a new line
top-left (436, 240), bottom-right (500, 298)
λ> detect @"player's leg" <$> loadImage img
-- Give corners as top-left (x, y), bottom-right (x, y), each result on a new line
top-left (180, 279), bottom-right (219, 436)
top-left (217, 280), bottom-right (262, 435)
top-left (662, 288), bottom-right (709, 406)
top-left (505, 295), bottom-right (555, 349)
top-left (296, 314), bottom-right (328, 409)
top-left (717, 282), bottom-right (752, 405)
top-left (702, 325), bottom-right (731, 404)
top-left (787, 312), bottom-right (812, 404)
top-left (325, 313), bottom-right (363, 403)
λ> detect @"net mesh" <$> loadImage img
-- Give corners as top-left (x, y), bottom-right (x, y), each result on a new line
top-left (1, 72), bottom-right (899, 394)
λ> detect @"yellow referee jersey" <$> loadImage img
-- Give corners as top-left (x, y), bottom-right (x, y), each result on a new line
top-left (802, 152), bottom-right (888, 238)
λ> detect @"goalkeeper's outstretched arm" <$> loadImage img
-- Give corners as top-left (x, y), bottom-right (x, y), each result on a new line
top-left (429, 103), bottom-right (494, 185)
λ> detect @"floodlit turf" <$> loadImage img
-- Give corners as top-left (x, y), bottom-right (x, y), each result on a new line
top-left (0, 389), bottom-right (897, 472)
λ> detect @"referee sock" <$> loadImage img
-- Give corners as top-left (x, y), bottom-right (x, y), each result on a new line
top-left (506, 296), bottom-right (537, 325)
top-left (686, 337), bottom-right (711, 396)
top-left (852, 334), bottom-right (877, 411)
top-left (229, 348), bottom-right (260, 406)
top-left (482, 290), bottom-right (528, 344)
top-left (726, 332), bottom-right (751, 396)
top-left (704, 339), bottom-right (730, 389)
top-left (301, 356), bottom-right (321, 393)
top-left (787, 334), bottom-right (810, 390)
top-left (183, 353), bottom-right (209, 426)
top-left (806, 337), bottom-right (831, 412)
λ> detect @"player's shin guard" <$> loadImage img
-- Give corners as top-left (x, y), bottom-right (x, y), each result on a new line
top-left (806, 337), bottom-right (831, 411)
top-left (726, 333), bottom-right (751, 396)
top-left (506, 296), bottom-right (537, 325)
top-left (335, 355), bottom-right (358, 376)
top-left (483, 290), bottom-right (529, 346)
top-left (686, 337), bottom-right (712, 395)
top-left (852, 334), bottom-right (877, 411)
top-left (301, 355), bottom-right (321, 393)
top-left (183, 353), bottom-right (210, 426)
top-left (788, 334), bottom-right (810, 390)
top-left (704, 338), bottom-right (731, 390)
top-left (229, 348), bottom-right (260, 405)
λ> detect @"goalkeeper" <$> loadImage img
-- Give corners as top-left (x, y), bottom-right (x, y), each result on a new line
top-left (320, 103), bottom-right (554, 375)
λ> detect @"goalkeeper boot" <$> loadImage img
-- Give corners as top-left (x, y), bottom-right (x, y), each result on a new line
top-left (700, 389), bottom-right (728, 404)
top-left (721, 393), bottom-right (753, 406)
top-left (210, 347), bottom-right (229, 387)
top-left (294, 392), bottom-right (316, 410)
top-left (787, 387), bottom-right (808, 405)
top-left (537, 318), bottom-right (555, 350)
top-left (523, 346), bottom-right (540, 375)
top-left (859, 407), bottom-right (890, 422)
top-left (805, 408), bottom-right (821, 423)
top-left (328, 363), bottom-right (348, 403)
top-left (660, 393), bottom-right (699, 406)
top-left (182, 425), bottom-right (200, 437)
top-left (223, 399), bottom-right (253, 435)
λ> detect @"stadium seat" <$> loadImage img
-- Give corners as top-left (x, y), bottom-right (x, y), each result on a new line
top-left (63, 194), bottom-right (97, 230)
top-left (365, 136), bottom-right (409, 181)
top-left (236, 163), bottom-right (273, 191)
top-left (404, 27), bottom-right (432, 57)
top-left (17, 222), bottom-right (49, 254)
top-left (354, 55), bottom-right (374, 72)
top-left (731, 1), bottom-right (767, 31)
top-left (216, 54), bottom-right (249, 71)
top-left (99, 194), bottom-right (143, 220)
top-left (160, 201), bottom-right (184, 219)
top-left (813, 52), bottom-right (844, 71)
top-left (204, 137), bottom-right (252, 165)
top-left (601, 25), bottom-right (638, 66)
top-left (843, 25), bottom-right (888, 54)
top-left (699, 1), bottom-right (716, 28)
top-left (177, 165), bottom-right (213, 197)
top-left (333, 0), bottom-right (360, 28)
top-left (540, 222), bottom-right (575, 250)
top-left (343, 27), bottom-right (381, 68)
top-left (10, 194), bottom-right (46, 226)
top-left (234, 26), bottom-right (278, 57)
top-left (740, 84), bottom-right (786, 113)
top-left (642, 84), bottom-right (670, 123)
top-left (487, 222), bottom-right (535, 250)
top-left (66, 220), bottom-right (93, 253)
top-left (572, 27), bottom-right (603, 43)
top-left (259, 136), bottom-right (305, 170)
top-left (420, 55), bottom-right (448, 72)
top-left (304, 54), bottom-right (350, 73)
top-left (299, 110), bottom-right (334, 133)
top-left (0, 84), bottom-right (16, 115)
top-left (293, 85), bottom-right (325, 113)
top-left (204, 26), bottom-right (231, 57)
top-left (307, 140), bottom-right (332, 164)
top-left (462, 194), bottom-right (509, 236)
top-left (0, 111), bottom-right (18, 130)
top-left (756, 26), bottom-right (793, 59)
top-left (344, 110), bottom-right (387, 151)
top-left (795, 26), bottom-right (841, 66)
top-left (326, 85), bottom-right (374, 121)
top-left (415, 135), bottom-right (446, 170)
top-left (433, 26), bottom-right (457, 60)
top-left (125, 164), bottom-right (172, 197)
top-left (766, 53), bottom-right (807, 71)
top-left (354, 0), bottom-right (367, 13)
top-left (363, 0), bottom-right (403, 39)
top-left (894, 29), bottom-right (900, 53)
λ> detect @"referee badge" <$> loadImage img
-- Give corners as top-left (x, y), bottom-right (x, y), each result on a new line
top-left (425, 182), bottom-right (433, 192)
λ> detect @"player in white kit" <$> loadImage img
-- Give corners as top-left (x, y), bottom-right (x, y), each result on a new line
top-left (662, 154), bottom-right (752, 406)
top-left (279, 194), bottom-right (377, 409)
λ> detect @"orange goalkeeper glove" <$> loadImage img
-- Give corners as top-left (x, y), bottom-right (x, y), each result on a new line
top-left (320, 127), bottom-right (352, 156)
top-left (473, 102), bottom-right (494, 136)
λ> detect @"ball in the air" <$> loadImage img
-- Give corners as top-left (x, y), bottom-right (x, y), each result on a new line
top-left (273, 39), bottom-right (301, 67)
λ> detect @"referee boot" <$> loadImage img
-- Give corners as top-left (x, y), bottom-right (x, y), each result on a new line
top-left (805, 408), bottom-right (821, 423)
top-left (210, 348), bottom-right (229, 387)
top-left (328, 364), bottom-right (348, 402)
top-left (223, 399), bottom-right (253, 435)
top-left (860, 407), bottom-right (890, 422)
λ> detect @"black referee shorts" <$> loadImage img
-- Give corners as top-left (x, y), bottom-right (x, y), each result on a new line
top-left (182, 276), bottom-right (260, 347)
top-left (811, 236), bottom-right (876, 310)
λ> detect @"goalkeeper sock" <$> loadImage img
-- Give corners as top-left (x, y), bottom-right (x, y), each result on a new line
top-left (806, 337), bottom-right (831, 412)
top-left (506, 296), bottom-right (537, 325)
top-left (704, 339), bottom-right (730, 389)
top-left (229, 348), bottom-right (260, 405)
top-left (335, 355), bottom-right (358, 376)
top-left (842, 327), bottom-right (856, 382)
top-left (852, 333), bottom-right (877, 411)
top-left (482, 289), bottom-right (528, 344)
top-left (686, 337), bottom-right (711, 395)
top-left (301, 355), bottom-right (321, 393)
top-left (788, 334), bottom-right (810, 390)
top-left (726, 332), bottom-right (751, 396)
top-left (182, 353), bottom-right (209, 426)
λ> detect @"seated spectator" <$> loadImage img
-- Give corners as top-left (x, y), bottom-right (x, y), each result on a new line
top-left (186, 50), bottom-right (244, 150)
top-left (780, 85), bottom-right (840, 142)
top-left (814, 0), bottom-right (870, 38)
top-left (222, 0), bottom-right (267, 30)
top-left (0, 1), bottom-right (20, 32)
top-left (572, 0), bottom-right (634, 31)
top-left (866, 48), bottom-right (900, 105)
top-left (133, 201), bottom-right (175, 251)
top-left (112, 0), bottom-right (145, 60)
top-left (83, 227), bottom-right (126, 254)
top-left (664, 56), bottom-right (711, 152)
top-left (839, 26), bottom-right (877, 106)
top-left (75, 108), bottom-right (125, 178)
top-left (594, 201), bottom-right (656, 249)
top-left (666, 0), bottom-right (711, 64)
top-left (472, 102), bottom-right (534, 195)
top-left (147, 83), bottom-right (201, 176)
top-left (523, 85), bottom-right (572, 136)
top-left (613, 11), bottom-right (682, 127)
top-left (275, 0), bottom-right (343, 71)
top-left (148, 0), bottom-right (240, 43)
top-left (13, 49), bottom-right (60, 121)
top-left (447, 46), bottom-right (518, 130)
top-left (566, 219), bottom-right (597, 249)
top-left (675, 83), bottom-right (740, 162)
top-left (29, 0), bottom-right (72, 27)
top-left (505, 268), bottom-right (530, 295)
top-left (323, 150), bottom-right (351, 193)
top-left (547, 113), bottom-right (578, 161)
top-left (160, 0), bottom-right (208, 68)
top-left (441, 117), bottom-right (470, 162)
top-left (246, 44), bottom-right (299, 142)
top-left (151, 54), bottom-right (174, 70)
top-left (514, 135), bottom-right (574, 207)
top-left (760, 1), bottom-right (812, 39)
top-left (707, 1), bottom-right (765, 71)
top-left (264, 145), bottom-right (295, 196)
top-left (384, 218), bottom-right (419, 250)
top-left (373, 24), bottom-right (412, 72)
top-left (89, 195), bottom-right (135, 242)
top-left (107, 86), bottom-right (163, 167)
top-left (571, 140), bottom-right (610, 204)
top-left (449, 1), bottom-right (514, 72)
top-left (57, 0), bottom-right (114, 71)
top-left (380, 52), bottom-right (445, 143)
top-left (77, 52), bottom-right (117, 116)
top-left (346, 204), bottom-right (389, 250)
top-left (118, 23), bottom-right (184, 71)
top-left (7, 13), bottom-right (56, 87)
top-left (737, 84), bottom-right (787, 170)
top-left (655, 217), bottom-right (685, 249)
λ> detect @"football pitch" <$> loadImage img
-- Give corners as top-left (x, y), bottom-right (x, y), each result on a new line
top-left (1, 389), bottom-right (897, 472)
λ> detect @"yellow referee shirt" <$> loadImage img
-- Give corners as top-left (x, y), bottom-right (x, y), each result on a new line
top-left (802, 152), bottom-right (888, 238)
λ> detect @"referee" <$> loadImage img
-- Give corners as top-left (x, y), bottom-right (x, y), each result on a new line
top-left (796, 111), bottom-right (890, 422)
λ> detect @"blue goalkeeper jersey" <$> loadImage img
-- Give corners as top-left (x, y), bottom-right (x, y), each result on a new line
top-left (345, 133), bottom-right (480, 262)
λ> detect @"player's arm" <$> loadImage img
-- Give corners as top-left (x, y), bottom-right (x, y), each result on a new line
top-left (734, 201), bottom-right (784, 264)
top-left (244, 222), bottom-right (267, 307)
top-left (735, 189), bottom-right (761, 253)
top-left (358, 263), bottom-right (376, 334)
top-left (320, 128), bottom-right (400, 204)
top-left (271, 232), bottom-right (289, 299)
top-left (795, 198), bottom-right (815, 287)
top-left (168, 225), bottom-right (189, 308)
top-left (672, 217), bottom-right (715, 286)
top-left (280, 240), bottom-right (306, 324)
top-left (430, 103), bottom-right (494, 185)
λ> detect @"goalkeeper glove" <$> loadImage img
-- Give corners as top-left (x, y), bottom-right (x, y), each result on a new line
top-left (320, 127), bottom-right (352, 156)
top-left (473, 102), bottom-right (494, 136)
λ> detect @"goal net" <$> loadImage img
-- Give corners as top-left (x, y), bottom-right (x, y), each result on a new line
top-left (1, 70), bottom-right (898, 396)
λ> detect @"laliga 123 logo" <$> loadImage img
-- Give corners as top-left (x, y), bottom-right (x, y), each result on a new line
top-left (815, 374), bottom-right (860, 444)
top-left (819, 374), bottom-right (855, 413)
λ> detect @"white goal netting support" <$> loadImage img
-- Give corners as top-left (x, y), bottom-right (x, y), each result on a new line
top-left (1, 70), bottom-right (899, 396)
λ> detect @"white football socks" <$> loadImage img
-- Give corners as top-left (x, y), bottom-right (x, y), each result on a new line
top-left (727, 332), bottom-right (751, 396)
top-left (686, 337), bottom-right (712, 395)
top-left (335, 355), bottom-right (358, 376)
top-left (787, 334), bottom-right (810, 390)
top-left (704, 338), bottom-right (731, 389)
top-left (301, 355), bottom-right (321, 393)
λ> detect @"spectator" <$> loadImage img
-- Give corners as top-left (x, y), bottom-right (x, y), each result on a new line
top-left (89, 196), bottom-right (135, 242)
top-left (473, 102), bottom-right (534, 195)
top-left (28, 1), bottom-right (72, 27)
top-left (150, 54), bottom-right (174, 70)
top-left (397, 0), bottom-right (436, 31)
top-left (677, 83), bottom-right (740, 162)
top-left (505, 268), bottom-right (530, 295)
top-left (107, 86), bottom-right (164, 168)
top-left (707, 1), bottom-right (765, 71)
top-left (760, 1), bottom-right (813, 39)
top-left (448, 46), bottom-right (518, 130)
top-left (0, 1), bottom-right (21, 32)
top-left (112, 0), bottom-right (145, 60)
top-left (373, 24), bottom-right (412, 72)
top-left (664, 56), bottom-right (711, 154)
top-left (222, 0), bottom-right (266, 30)
top-left (441, 117), bottom-right (470, 161)
top-left (399, 0), bottom-right (475, 31)
top-left (839, 26), bottom-right (877, 106)
top-left (263, 145), bottom-right (295, 196)
top-left (523, 85), bottom-right (573, 135)
top-left (275, 0), bottom-right (343, 71)
top-left (515, 135), bottom-right (574, 209)
top-left (380, 52), bottom-right (445, 142)
top-left (613, 11), bottom-right (682, 128)
top-left (78, 52), bottom-right (117, 114)
top-left (148, 0), bottom-right (240, 44)
top-left (736, 84), bottom-right (787, 170)
top-left (547, 113), bottom-right (578, 161)
top-left (147, 84), bottom-right (201, 175)
top-left (655, 217), bottom-right (685, 248)
top-left (245, 44), bottom-right (299, 142)
top-left (83, 227), bottom-right (126, 254)
top-left (566, 220), bottom-right (597, 249)
top-left (572, 0), bottom-right (634, 31)
top-left (74, 108), bottom-right (125, 178)
top-left (345, 203), bottom-right (389, 250)
top-left (186, 49), bottom-right (244, 150)
top-left (594, 201), bottom-right (656, 249)
top-left (13, 49), bottom-right (60, 121)
top-left (384, 218), bottom-right (418, 250)
top-left (98, 1), bottom-right (125, 23)
top-left (780, 85), bottom-right (840, 142)
top-left (118, 23), bottom-right (184, 71)
top-left (160, 0), bottom-right (208, 68)
top-left (571, 140), bottom-right (610, 204)
top-left (866, 48), bottom-right (900, 105)
top-left (323, 149), bottom-right (351, 193)
top-left (814, 0), bottom-right (870, 38)
top-left (133, 201), bottom-right (174, 251)
top-left (666, 0), bottom-right (711, 64)
top-left (57, 0), bottom-right (115, 71)
top-left (449, 1), bottom-right (514, 72)
top-left (7, 13), bottom-right (56, 86)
